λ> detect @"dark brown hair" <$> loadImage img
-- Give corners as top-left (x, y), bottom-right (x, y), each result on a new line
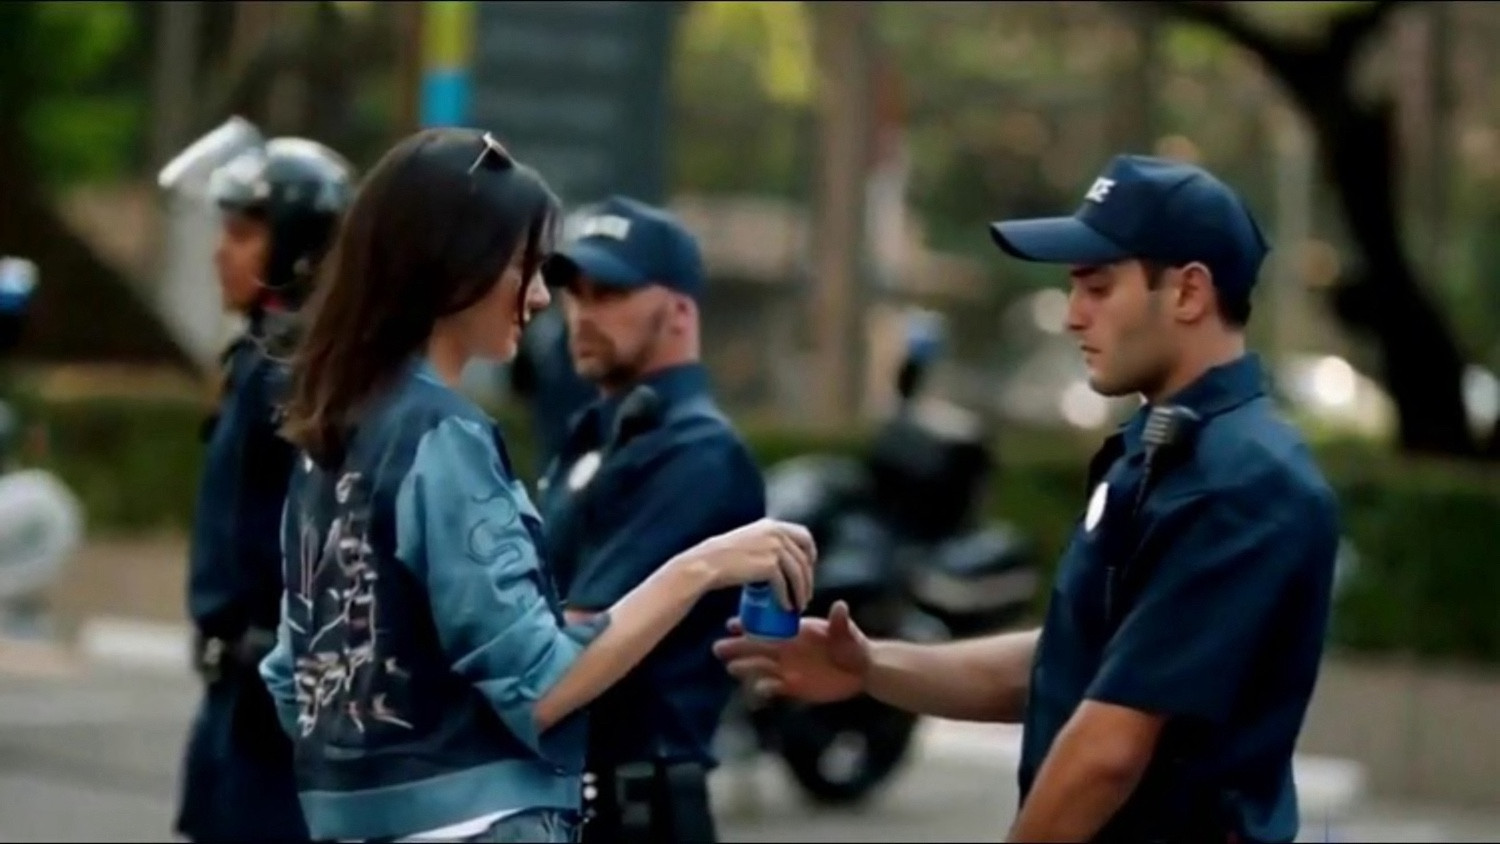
top-left (1143, 259), bottom-right (1251, 328)
top-left (282, 127), bottom-right (559, 466)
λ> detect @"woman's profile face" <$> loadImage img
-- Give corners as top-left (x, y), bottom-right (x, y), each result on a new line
top-left (454, 247), bottom-right (552, 363)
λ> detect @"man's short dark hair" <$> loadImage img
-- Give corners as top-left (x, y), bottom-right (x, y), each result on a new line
top-left (1143, 259), bottom-right (1251, 329)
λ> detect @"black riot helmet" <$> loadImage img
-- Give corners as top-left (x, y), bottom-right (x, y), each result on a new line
top-left (208, 138), bottom-right (354, 307)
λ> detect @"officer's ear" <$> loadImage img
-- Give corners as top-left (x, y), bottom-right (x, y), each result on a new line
top-left (668, 291), bottom-right (697, 330)
top-left (1171, 262), bottom-right (1215, 324)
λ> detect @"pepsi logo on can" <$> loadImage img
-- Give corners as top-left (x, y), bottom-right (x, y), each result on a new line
top-left (738, 582), bottom-right (801, 640)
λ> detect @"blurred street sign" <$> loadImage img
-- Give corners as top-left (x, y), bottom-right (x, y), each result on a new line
top-left (468, 1), bottom-right (681, 206)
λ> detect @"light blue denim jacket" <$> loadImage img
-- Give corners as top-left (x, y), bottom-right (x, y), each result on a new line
top-left (260, 361), bottom-right (604, 841)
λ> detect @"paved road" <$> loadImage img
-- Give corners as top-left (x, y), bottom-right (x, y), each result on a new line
top-left (0, 662), bottom-right (1015, 843)
top-left (2, 655), bottom-right (1498, 843)
top-left (29, 537), bottom-right (1493, 841)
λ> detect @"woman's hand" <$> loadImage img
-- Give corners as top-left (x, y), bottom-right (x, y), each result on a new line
top-left (673, 518), bottom-right (816, 611)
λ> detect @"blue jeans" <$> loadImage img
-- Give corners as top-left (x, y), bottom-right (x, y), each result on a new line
top-left (459, 810), bottom-right (580, 843)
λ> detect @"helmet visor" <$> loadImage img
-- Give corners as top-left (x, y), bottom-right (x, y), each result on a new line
top-left (207, 148), bottom-right (270, 215)
top-left (157, 116), bottom-right (264, 199)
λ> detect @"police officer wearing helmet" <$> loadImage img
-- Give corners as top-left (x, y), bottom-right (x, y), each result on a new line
top-left (716, 155), bottom-right (1341, 843)
top-left (538, 196), bottom-right (765, 844)
top-left (173, 134), bottom-right (354, 843)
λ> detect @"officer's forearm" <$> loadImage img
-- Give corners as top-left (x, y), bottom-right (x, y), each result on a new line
top-left (1006, 702), bottom-right (1155, 842)
top-left (535, 556), bottom-right (715, 731)
top-left (865, 628), bottom-right (1038, 723)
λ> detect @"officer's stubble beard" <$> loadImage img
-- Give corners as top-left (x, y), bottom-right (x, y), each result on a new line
top-left (582, 304), bottom-right (671, 394)
top-left (1096, 283), bottom-right (1176, 401)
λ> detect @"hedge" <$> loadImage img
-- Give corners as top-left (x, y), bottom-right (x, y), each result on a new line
top-left (23, 396), bottom-right (1500, 665)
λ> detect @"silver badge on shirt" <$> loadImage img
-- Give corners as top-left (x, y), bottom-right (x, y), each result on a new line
top-left (1085, 482), bottom-right (1109, 532)
top-left (566, 450), bottom-right (603, 492)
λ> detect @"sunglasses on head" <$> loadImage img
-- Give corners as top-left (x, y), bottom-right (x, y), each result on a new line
top-left (467, 132), bottom-right (550, 330)
top-left (467, 132), bottom-right (514, 176)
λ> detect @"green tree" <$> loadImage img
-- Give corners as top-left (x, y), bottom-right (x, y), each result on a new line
top-left (0, 1), bottom-right (186, 366)
top-left (671, 0), bottom-right (814, 199)
top-left (1147, 0), bottom-right (1484, 457)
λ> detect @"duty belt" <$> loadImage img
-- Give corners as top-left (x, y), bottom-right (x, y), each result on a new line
top-left (581, 760), bottom-right (711, 840)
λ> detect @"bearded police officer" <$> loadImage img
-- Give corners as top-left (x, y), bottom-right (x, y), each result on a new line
top-left (716, 154), bottom-right (1340, 844)
top-left (169, 131), bottom-right (354, 843)
top-left (538, 196), bottom-right (764, 844)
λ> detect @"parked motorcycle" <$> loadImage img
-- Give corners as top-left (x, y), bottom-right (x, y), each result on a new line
top-left (0, 257), bottom-right (86, 617)
top-left (721, 312), bottom-right (1040, 806)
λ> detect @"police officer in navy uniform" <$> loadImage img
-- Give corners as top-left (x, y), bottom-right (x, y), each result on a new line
top-left (538, 196), bottom-right (764, 844)
top-left (715, 154), bottom-right (1341, 844)
top-left (173, 136), bottom-right (354, 843)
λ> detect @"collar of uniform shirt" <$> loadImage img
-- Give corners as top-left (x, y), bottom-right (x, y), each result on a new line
top-left (1120, 352), bottom-right (1266, 454)
top-left (607, 362), bottom-right (708, 406)
top-left (591, 362), bottom-right (709, 428)
top-left (568, 362), bottom-right (709, 445)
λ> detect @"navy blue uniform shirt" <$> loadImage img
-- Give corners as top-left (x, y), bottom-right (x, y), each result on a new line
top-left (538, 363), bottom-right (765, 769)
top-left (177, 314), bottom-right (308, 843)
top-left (1019, 354), bottom-right (1340, 844)
top-left (187, 317), bottom-right (295, 638)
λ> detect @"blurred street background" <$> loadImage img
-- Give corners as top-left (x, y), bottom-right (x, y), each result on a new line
top-left (3, 0), bottom-right (1500, 840)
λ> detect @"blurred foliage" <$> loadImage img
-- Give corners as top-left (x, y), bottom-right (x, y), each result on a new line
top-left (669, 1), bottom-right (1500, 367)
top-left (30, 397), bottom-right (202, 533)
top-left (667, 2), bottom-right (1286, 297)
top-left (671, 1), bottom-right (813, 199)
top-left (12, 0), bottom-right (1500, 360)
top-left (1318, 446), bottom-right (1500, 660)
top-left (17, 2), bottom-right (144, 187)
top-left (1464, 207), bottom-right (1500, 368)
top-left (27, 393), bottom-right (1500, 664)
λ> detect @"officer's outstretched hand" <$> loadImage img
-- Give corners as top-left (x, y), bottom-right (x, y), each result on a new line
top-left (713, 600), bottom-right (868, 704)
top-left (684, 518), bottom-right (817, 612)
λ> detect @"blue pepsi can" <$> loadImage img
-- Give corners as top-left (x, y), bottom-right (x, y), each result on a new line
top-left (738, 582), bottom-right (801, 640)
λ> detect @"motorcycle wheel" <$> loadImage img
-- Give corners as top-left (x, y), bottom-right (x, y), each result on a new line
top-left (774, 694), bottom-right (918, 806)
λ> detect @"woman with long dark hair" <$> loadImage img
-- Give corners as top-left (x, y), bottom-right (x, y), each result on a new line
top-left (259, 128), bottom-right (814, 844)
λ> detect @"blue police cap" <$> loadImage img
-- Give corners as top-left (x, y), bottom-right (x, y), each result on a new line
top-left (545, 196), bottom-right (705, 299)
top-left (989, 154), bottom-right (1270, 306)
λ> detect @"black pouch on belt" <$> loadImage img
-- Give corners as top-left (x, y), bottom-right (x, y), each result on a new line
top-left (594, 761), bottom-right (715, 844)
